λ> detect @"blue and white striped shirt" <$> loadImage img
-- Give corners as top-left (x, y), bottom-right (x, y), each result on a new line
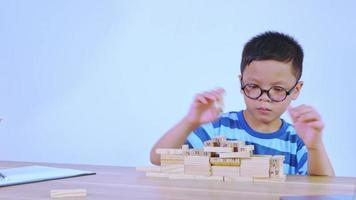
top-left (186, 111), bottom-right (308, 175)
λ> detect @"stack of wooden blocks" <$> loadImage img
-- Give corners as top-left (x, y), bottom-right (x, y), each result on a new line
top-left (137, 136), bottom-right (286, 182)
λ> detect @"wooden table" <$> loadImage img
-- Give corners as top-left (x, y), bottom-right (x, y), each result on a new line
top-left (0, 161), bottom-right (355, 200)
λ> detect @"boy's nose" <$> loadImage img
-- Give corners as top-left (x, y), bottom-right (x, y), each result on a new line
top-left (258, 91), bottom-right (272, 102)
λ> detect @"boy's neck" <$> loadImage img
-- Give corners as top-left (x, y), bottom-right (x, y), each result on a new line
top-left (242, 110), bottom-right (282, 134)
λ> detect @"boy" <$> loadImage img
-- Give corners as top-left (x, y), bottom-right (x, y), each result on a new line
top-left (150, 31), bottom-right (334, 176)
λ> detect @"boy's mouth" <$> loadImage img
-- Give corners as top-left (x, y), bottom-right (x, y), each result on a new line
top-left (257, 107), bottom-right (272, 113)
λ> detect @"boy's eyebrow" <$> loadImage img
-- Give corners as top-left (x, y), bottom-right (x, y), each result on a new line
top-left (269, 80), bottom-right (289, 85)
top-left (243, 77), bottom-right (289, 86)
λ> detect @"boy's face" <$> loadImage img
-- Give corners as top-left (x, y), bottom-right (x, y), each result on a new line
top-left (240, 60), bottom-right (302, 124)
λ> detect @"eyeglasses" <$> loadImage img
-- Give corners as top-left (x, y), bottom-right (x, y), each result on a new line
top-left (241, 80), bottom-right (298, 102)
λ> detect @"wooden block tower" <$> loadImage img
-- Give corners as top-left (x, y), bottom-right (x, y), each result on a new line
top-left (137, 136), bottom-right (286, 182)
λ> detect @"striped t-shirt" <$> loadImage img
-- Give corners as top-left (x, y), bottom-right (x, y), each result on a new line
top-left (186, 110), bottom-right (308, 175)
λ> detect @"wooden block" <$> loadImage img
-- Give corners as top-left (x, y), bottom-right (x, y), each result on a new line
top-left (269, 167), bottom-right (285, 178)
top-left (245, 145), bottom-right (255, 151)
top-left (204, 140), bottom-right (215, 147)
top-left (156, 148), bottom-right (183, 155)
top-left (161, 160), bottom-right (184, 165)
top-left (184, 165), bottom-right (211, 176)
top-left (213, 136), bottom-right (226, 142)
top-left (240, 168), bottom-right (270, 178)
top-left (212, 166), bottom-right (240, 177)
top-left (160, 153), bottom-right (184, 165)
top-left (184, 156), bottom-right (210, 165)
top-left (214, 97), bottom-right (224, 111)
top-left (186, 149), bottom-right (208, 156)
top-left (237, 145), bottom-right (255, 154)
top-left (219, 151), bottom-right (251, 158)
top-left (161, 164), bottom-right (184, 174)
top-left (146, 172), bottom-right (169, 177)
top-left (204, 139), bottom-right (221, 147)
top-left (250, 155), bottom-right (272, 160)
top-left (223, 176), bottom-right (253, 182)
top-left (136, 166), bottom-right (161, 173)
top-left (161, 154), bottom-right (184, 160)
top-left (271, 155), bottom-right (285, 160)
top-left (211, 136), bottom-right (226, 146)
top-left (210, 157), bottom-right (240, 166)
top-left (253, 175), bottom-right (286, 183)
top-left (230, 140), bottom-right (245, 147)
top-left (169, 174), bottom-right (224, 181)
top-left (203, 146), bottom-right (234, 153)
top-left (220, 141), bottom-right (237, 148)
top-left (50, 189), bottom-right (87, 198)
top-left (181, 144), bottom-right (189, 151)
top-left (240, 157), bottom-right (270, 178)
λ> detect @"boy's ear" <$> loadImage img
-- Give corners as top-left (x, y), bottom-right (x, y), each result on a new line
top-left (291, 81), bottom-right (303, 100)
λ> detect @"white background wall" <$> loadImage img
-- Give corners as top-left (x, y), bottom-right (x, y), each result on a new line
top-left (0, 0), bottom-right (355, 176)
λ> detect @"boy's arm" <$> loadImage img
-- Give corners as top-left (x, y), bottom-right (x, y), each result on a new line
top-left (150, 118), bottom-right (199, 165)
top-left (150, 88), bottom-right (225, 165)
top-left (289, 105), bottom-right (335, 176)
top-left (307, 143), bottom-right (335, 176)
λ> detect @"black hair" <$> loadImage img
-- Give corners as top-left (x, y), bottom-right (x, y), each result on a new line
top-left (240, 31), bottom-right (304, 80)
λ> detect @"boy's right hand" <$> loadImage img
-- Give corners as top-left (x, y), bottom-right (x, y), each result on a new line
top-left (184, 88), bottom-right (225, 126)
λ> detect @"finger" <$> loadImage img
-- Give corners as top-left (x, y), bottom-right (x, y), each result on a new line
top-left (214, 87), bottom-right (226, 96)
top-left (293, 121), bottom-right (324, 137)
top-left (202, 92), bottom-right (219, 102)
top-left (211, 89), bottom-right (225, 110)
top-left (290, 104), bottom-right (316, 116)
top-left (289, 105), bottom-right (317, 120)
top-left (308, 121), bottom-right (325, 132)
top-left (210, 89), bottom-right (224, 102)
top-left (195, 94), bottom-right (209, 104)
top-left (308, 120), bottom-right (324, 129)
top-left (295, 112), bottom-right (321, 123)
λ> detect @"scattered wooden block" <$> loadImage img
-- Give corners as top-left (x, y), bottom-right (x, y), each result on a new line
top-left (223, 176), bottom-right (253, 182)
top-left (50, 189), bottom-right (87, 198)
top-left (146, 172), bottom-right (169, 178)
top-left (169, 174), bottom-right (224, 181)
top-left (136, 166), bottom-right (161, 173)
top-left (253, 175), bottom-right (287, 183)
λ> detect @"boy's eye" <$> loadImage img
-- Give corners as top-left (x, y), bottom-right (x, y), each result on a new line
top-left (271, 86), bottom-right (286, 92)
top-left (246, 84), bottom-right (259, 89)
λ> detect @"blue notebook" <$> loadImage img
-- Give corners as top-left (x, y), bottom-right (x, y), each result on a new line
top-left (0, 165), bottom-right (96, 187)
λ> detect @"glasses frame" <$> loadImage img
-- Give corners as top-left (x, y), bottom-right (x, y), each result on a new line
top-left (240, 78), bottom-right (299, 102)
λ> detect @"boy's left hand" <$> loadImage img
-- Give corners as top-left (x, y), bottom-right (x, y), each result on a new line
top-left (288, 105), bottom-right (324, 150)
